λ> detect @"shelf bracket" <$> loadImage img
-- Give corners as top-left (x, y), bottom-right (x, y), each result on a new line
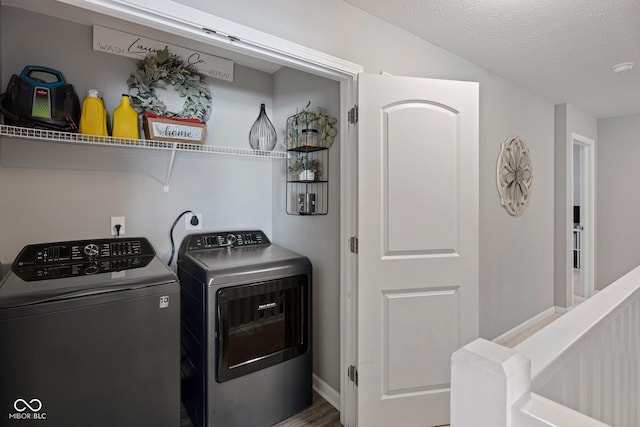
top-left (163, 146), bottom-right (177, 192)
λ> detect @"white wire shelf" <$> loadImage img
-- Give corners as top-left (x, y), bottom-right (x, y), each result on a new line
top-left (0, 124), bottom-right (287, 159)
top-left (0, 124), bottom-right (286, 192)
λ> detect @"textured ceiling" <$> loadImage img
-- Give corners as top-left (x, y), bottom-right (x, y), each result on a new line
top-left (343, 0), bottom-right (640, 119)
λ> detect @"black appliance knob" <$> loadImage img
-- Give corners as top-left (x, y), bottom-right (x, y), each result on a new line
top-left (84, 243), bottom-right (99, 258)
top-left (225, 234), bottom-right (237, 247)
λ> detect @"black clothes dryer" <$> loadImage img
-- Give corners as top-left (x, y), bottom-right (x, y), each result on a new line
top-left (0, 237), bottom-right (180, 426)
top-left (178, 230), bottom-right (312, 427)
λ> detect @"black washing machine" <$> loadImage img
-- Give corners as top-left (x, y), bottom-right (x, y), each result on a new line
top-left (178, 230), bottom-right (312, 427)
top-left (0, 237), bottom-right (180, 426)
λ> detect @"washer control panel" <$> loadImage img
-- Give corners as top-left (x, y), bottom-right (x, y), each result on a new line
top-left (10, 238), bottom-right (156, 281)
top-left (183, 230), bottom-right (270, 251)
top-left (12, 238), bottom-right (155, 268)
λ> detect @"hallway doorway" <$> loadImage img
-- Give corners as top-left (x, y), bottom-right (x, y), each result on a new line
top-left (571, 133), bottom-right (595, 306)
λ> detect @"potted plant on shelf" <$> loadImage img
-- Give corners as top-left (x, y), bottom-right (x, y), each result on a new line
top-left (288, 154), bottom-right (321, 181)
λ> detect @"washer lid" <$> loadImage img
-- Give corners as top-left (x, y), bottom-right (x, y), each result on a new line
top-left (0, 256), bottom-right (176, 308)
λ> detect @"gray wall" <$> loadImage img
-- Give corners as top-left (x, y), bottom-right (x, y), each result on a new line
top-left (597, 113), bottom-right (640, 288)
top-left (193, 0), bottom-right (557, 341)
top-left (0, 8), bottom-right (276, 264)
top-left (4, 0), bottom-right (603, 396)
top-left (0, 5), bottom-right (344, 394)
top-left (272, 68), bottom-right (341, 391)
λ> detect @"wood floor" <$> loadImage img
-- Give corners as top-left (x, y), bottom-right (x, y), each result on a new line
top-left (274, 392), bottom-right (342, 427)
top-left (181, 391), bottom-right (342, 427)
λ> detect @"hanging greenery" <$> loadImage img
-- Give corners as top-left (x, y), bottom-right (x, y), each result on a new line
top-left (286, 101), bottom-right (338, 149)
top-left (127, 47), bottom-right (212, 121)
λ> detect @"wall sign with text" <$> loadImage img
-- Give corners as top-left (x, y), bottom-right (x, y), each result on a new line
top-left (93, 25), bottom-right (234, 82)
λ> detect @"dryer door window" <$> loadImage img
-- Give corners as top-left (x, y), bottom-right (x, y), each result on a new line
top-left (216, 274), bottom-right (309, 382)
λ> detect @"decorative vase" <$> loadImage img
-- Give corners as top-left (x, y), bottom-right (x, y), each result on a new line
top-left (249, 103), bottom-right (277, 151)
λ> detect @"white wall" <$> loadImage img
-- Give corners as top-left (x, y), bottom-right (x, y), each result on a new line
top-left (187, 0), bottom-right (558, 340)
top-left (597, 113), bottom-right (640, 289)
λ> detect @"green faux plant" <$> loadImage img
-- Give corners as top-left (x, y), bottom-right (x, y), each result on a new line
top-left (286, 101), bottom-right (338, 149)
top-left (127, 47), bottom-right (212, 121)
top-left (288, 154), bottom-right (321, 175)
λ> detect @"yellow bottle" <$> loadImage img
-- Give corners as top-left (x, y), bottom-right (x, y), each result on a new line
top-left (79, 89), bottom-right (108, 136)
top-left (112, 94), bottom-right (139, 139)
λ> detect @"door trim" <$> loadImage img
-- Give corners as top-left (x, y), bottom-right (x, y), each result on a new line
top-left (569, 133), bottom-right (596, 304)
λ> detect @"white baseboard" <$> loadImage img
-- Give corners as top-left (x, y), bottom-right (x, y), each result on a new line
top-left (313, 374), bottom-right (340, 410)
top-left (492, 306), bottom-right (560, 345)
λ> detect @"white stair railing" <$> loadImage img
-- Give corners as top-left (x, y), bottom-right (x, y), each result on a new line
top-left (452, 265), bottom-right (640, 427)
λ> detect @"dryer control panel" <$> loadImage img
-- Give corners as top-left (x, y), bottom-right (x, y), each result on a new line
top-left (182, 230), bottom-right (270, 251)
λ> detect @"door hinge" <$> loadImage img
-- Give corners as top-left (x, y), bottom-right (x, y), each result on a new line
top-left (202, 27), bottom-right (240, 42)
top-left (349, 236), bottom-right (358, 254)
top-left (348, 105), bottom-right (358, 124)
top-left (348, 365), bottom-right (358, 386)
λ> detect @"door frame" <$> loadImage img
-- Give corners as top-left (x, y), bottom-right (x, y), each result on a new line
top-left (58, 1), bottom-right (363, 424)
top-left (569, 133), bottom-right (596, 304)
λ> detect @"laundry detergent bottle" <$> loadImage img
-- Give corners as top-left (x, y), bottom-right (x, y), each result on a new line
top-left (112, 94), bottom-right (139, 139)
top-left (79, 89), bottom-right (108, 136)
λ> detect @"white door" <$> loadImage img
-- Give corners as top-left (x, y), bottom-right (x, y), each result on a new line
top-left (356, 74), bottom-right (479, 426)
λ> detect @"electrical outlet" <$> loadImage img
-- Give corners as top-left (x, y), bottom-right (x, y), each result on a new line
top-left (185, 213), bottom-right (203, 230)
top-left (111, 216), bottom-right (125, 236)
